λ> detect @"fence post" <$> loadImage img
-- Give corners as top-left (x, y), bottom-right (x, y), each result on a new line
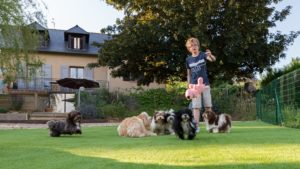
top-left (256, 91), bottom-right (261, 120)
top-left (274, 80), bottom-right (283, 125)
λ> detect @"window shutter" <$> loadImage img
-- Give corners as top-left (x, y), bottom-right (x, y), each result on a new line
top-left (61, 65), bottom-right (69, 78)
top-left (17, 79), bottom-right (25, 89)
top-left (68, 35), bottom-right (72, 48)
top-left (42, 64), bottom-right (52, 89)
top-left (0, 80), bottom-right (3, 91)
top-left (17, 62), bottom-right (26, 89)
top-left (84, 67), bottom-right (93, 80)
top-left (82, 36), bottom-right (86, 49)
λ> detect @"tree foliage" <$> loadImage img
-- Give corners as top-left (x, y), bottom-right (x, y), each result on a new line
top-left (260, 57), bottom-right (300, 87)
top-left (0, 0), bottom-right (46, 84)
top-left (95, 0), bottom-right (299, 85)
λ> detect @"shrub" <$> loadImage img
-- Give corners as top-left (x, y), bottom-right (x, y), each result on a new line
top-left (282, 105), bottom-right (300, 128)
top-left (10, 94), bottom-right (24, 111)
top-left (100, 102), bottom-right (128, 118)
top-left (0, 107), bottom-right (8, 113)
top-left (130, 88), bottom-right (187, 115)
top-left (79, 104), bottom-right (101, 119)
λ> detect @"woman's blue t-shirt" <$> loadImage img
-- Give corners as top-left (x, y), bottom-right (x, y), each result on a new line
top-left (185, 52), bottom-right (209, 85)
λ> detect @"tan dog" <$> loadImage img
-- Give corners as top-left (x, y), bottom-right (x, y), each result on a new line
top-left (117, 112), bottom-right (156, 138)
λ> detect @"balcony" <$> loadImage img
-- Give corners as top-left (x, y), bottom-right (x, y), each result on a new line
top-left (11, 77), bottom-right (108, 93)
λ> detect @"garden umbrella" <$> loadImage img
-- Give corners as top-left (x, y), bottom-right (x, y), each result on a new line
top-left (56, 78), bottom-right (99, 89)
top-left (56, 78), bottom-right (99, 110)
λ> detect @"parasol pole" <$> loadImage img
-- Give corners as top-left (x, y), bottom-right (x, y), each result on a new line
top-left (77, 86), bottom-right (85, 110)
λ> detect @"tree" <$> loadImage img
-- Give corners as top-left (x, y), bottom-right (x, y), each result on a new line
top-left (260, 57), bottom-right (300, 87)
top-left (0, 0), bottom-right (46, 85)
top-left (94, 0), bottom-right (299, 85)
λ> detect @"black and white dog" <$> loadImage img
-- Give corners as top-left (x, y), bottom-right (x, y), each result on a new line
top-left (164, 109), bottom-right (175, 135)
top-left (47, 111), bottom-right (82, 137)
top-left (173, 108), bottom-right (196, 140)
top-left (202, 110), bottom-right (231, 133)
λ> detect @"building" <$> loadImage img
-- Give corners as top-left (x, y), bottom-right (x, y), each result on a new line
top-left (0, 22), bottom-right (164, 112)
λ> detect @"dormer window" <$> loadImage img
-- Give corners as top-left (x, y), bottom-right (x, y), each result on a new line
top-left (28, 22), bottom-right (50, 48)
top-left (64, 25), bottom-right (89, 50)
top-left (39, 33), bottom-right (49, 47)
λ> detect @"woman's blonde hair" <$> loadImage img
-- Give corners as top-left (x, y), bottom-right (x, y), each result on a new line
top-left (185, 37), bottom-right (200, 49)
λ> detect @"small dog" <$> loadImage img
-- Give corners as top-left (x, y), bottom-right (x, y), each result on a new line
top-left (202, 110), bottom-right (231, 133)
top-left (164, 109), bottom-right (175, 135)
top-left (173, 108), bottom-right (196, 140)
top-left (150, 110), bottom-right (166, 135)
top-left (47, 110), bottom-right (82, 137)
top-left (117, 112), bottom-right (156, 138)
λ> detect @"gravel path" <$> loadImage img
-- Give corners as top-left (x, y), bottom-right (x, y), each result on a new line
top-left (0, 122), bottom-right (119, 129)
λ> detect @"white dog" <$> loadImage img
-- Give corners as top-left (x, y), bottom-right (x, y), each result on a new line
top-left (164, 109), bottom-right (175, 135)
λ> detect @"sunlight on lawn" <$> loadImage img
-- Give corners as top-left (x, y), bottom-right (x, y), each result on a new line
top-left (63, 144), bottom-right (300, 166)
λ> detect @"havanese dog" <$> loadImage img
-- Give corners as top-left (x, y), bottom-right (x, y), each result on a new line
top-left (150, 110), bottom-right (166, 135)
top-left (202, 110), bottom-right (232, 133)
top-left (47, 110), bottom-right (82, 137)
top-left (173, 108), bottom-right (197, 140)
top-left (117, 112), bottom-right (156, 138)
top-left (164, 109), bottom-right (175, 135)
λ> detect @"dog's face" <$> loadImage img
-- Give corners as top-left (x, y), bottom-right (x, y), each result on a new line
top-left (165, 109), bottom-right (175, 124)
top-left (176, 109), bottom-right (193, 122)
top-left (137, 112), bottom-right (152, 130)
top-left (181, 113), bottom-right (191, 122)
top-left (202, 110), bottom-right (216, 123)
top-left (166, 114), bottom-right (175, 123)
top-left (153, 111), bottom-right (165, 123)
top-left (67, 111), bottom-right (82, 124)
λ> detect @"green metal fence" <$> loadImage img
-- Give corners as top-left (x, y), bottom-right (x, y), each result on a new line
top-left (211, 86), bottom-right (256, 120)
top-left (256, 68), bottom-right (300, 128)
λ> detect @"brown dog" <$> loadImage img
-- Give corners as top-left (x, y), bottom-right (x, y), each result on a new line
top-left (150, 110), bottom-right (166, 135)
top-left (202, 110), bottom-right (231, 133)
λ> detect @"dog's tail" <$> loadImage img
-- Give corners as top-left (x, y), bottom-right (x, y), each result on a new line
top-left (226, 115), bottom-right (232, 127)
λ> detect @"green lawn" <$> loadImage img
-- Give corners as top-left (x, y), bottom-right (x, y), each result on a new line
top-left (0, 121), bottom-right (299, 169)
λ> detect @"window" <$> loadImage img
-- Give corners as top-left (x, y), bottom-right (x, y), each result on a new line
top-left (123, 73), bottom-right (134, 81)
top-left (70, 67), bottom-right (84, 79)
top-left (68, 36), bottom-right (85, 50)
top-left (123, 73), bottom-right (144, 82)
top-left (73, 37), bottom-right (80, 49)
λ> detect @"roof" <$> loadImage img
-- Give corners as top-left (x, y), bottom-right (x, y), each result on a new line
top-left (28, 22), bottom-right (47, 31)
top-left (37, 27), bottom-right (109, 55)
top-left (65, 25), bottom-right (89, 34)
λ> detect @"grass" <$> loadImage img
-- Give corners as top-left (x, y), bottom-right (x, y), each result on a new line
top-left (0, 121), bottom-right (299, 169)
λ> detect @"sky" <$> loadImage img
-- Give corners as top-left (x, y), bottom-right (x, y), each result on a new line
top-left (41, 0), bottom-right (299, 69)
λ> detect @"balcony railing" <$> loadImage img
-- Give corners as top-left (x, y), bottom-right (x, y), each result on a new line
top-left (14, 77), bottom-right (108, 93)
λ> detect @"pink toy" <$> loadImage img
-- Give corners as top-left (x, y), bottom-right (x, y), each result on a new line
top-left (185, 77), bottom-right (207, 100)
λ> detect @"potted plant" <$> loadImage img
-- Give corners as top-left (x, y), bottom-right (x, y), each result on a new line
top-left (45, 106), bottom-right (53, 112)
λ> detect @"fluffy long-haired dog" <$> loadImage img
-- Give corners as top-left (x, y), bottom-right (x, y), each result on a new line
top-left (202, 110), bottom-right (231, 133)
top-left (47, 110), bottom-right (82, 137)
top-left (150, 110), bottom-right (166, 135)
top-left (118, 112), bottom-right (156, 138)
top-left (164, 109), bottom-right (175, 135)
top-left (173, 108), bottom-right (196, 140)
